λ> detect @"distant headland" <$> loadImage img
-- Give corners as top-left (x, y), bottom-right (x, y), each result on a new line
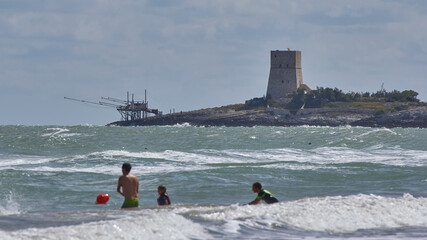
top-left (107, 49), bottom-right (426, 128)
top-left (107, 99), bottom-right (427, 128)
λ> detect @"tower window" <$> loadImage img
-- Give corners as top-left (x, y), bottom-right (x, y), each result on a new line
top-left (286, 64), bottom-right (289, 68)
top-left (282, 80), bottom-right (284, 84)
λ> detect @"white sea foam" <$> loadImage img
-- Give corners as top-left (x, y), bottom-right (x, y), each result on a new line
top-left (0, 195), bottom-right (426, 239)
top-left (1, 209), bottom-right (210, 240)
top-left (262, 163), bottom-right (338, 171)
top-left (164, 122), bottom-right (192, 127)
top-left (356, 128), bottom-right (399, 138)
top-left (133, 164), bottom-right (211, 176)
top-left (3, 149), bottom-right (216, 175)
top-left (41, 127), bottom-right (86, 138)
top-left (93, 149), bottom-right (257, 165)
top-left (248, 146), bottom-right (427, 167)
top-left (4, 145), bottom-right (426, 176)
top-left (0, 156), bottom-right (56, 169)
top-left (41, 128), bottom-right (70, 137)
top-left (160, 150), bottom-right (254, 164)
top-left (0, 191), bottom-right (22, 216)
top-left (286, 194), bottom-right (427, 233)
top-left (182, 194), bottom-right (427, 234)
top-left (90, 150), bottom-right (150, 159)
top-left (76, 146), bottom-right (427, 172)
top-left (25, 159), bottom-right (211, 176)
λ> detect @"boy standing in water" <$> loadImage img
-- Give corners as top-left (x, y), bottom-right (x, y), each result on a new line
top-left (249, 182), bottom-right (279, 205)
top-left (157, 185), bottom-right (171, 205)
top-left (117, 163), bottom-right (139, 208)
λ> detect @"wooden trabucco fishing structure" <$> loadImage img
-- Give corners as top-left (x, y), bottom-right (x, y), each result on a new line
top-left (65, 90), bottom-right (160, 122)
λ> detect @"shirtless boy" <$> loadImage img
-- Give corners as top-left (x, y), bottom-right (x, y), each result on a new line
top-left (117, 163), bottom-right (139, 208)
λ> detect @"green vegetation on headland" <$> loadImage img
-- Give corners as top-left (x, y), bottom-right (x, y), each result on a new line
top-left (244, 87), bottom-right (424, 111)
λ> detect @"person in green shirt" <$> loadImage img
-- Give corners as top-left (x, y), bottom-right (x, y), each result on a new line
top-left (249, 182), bottom-right (279, 205)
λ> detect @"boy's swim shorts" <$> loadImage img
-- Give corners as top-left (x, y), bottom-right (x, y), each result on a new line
top-left (122, 197), bottom-right (139, 208)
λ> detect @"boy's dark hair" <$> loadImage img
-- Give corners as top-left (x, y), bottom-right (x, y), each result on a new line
top-left (122, 163), bottom-right (132, 173)
top-left (158, 185), bottom-right (166, 191)
top-left (253, 182), bottom-right (262, 189)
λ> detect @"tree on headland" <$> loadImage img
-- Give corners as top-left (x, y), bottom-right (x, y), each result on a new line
top-left (386, 90), bottom-right (419, 102)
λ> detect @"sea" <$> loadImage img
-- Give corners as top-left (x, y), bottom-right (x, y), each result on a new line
top-left (0, 124), bottom-right (426, 239)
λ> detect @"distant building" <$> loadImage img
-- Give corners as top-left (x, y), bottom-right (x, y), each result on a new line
top-left (266, 49), bottom-right (308, 99)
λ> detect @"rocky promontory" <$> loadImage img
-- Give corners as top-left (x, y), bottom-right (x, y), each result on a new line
top-left (108, 104), bottom-right (427, 128)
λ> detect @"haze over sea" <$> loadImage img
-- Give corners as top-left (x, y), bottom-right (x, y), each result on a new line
top-left (0, 125), bottom-right (426, 239)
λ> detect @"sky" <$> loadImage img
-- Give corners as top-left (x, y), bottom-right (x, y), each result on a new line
top-left (1, 0), bottom-right (427, 125)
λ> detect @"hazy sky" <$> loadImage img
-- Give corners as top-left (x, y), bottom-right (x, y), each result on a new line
top-left (1, 0), bottom-right (426, 125)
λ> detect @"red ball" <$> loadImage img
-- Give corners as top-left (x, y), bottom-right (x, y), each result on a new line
top-left (96, 194), bottom-right (110, 204)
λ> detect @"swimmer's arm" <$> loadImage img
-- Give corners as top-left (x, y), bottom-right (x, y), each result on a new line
top-left (249, 193), bottom-right (263, 205)
top-left (248, 198), bottom-right (260, 205)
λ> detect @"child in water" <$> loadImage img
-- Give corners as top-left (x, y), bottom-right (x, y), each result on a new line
top-left (248, 182), bottom-right (279, 205)
top-left (157, 185), bottom-right (171, 206)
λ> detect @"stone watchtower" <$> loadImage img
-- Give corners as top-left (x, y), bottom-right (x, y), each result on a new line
top-left (266, 49), bottom-right (304, 99)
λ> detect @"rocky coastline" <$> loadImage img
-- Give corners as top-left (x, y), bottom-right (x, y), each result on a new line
top-left (107, 105), bottom-right (427, 128)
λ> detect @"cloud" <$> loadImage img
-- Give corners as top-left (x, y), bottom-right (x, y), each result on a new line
top-left (0, 0), bottom-right (426, 125)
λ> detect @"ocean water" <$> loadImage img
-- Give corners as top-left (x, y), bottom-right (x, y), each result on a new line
top-left (0, 125), bottom-right (426, 239)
